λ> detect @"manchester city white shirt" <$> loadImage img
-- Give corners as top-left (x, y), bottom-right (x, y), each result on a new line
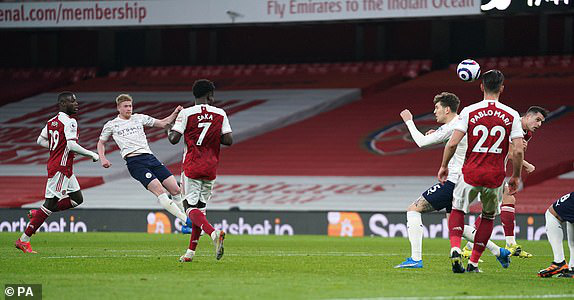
top-left (405, 117), bottom-right (467, 183)
top-left (99, 114), bottom-right (157, 159)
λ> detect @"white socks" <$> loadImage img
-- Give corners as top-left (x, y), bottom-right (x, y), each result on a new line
top-left (462, 225), bottom-right (500, 257)
top-left (158, 193), bottom-right (187, 222)
top-left (184, 249), bottom-right (195, 258)
top-left (545, 209), bottom-right (565, 263)
top-left (20, 233), bottom-right (31, 242)
top-left (406, 211), bottom-right (423, 261)
top-left (171, 194), bottom-right (186, 215)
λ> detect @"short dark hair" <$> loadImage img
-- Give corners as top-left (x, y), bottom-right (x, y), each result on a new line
top-left (482, 70), bottom-right (504, 93)
top-left (433, 92), bottom-right (460, 113)
top-left (192, 79), bottom-right (215, 99)
top-left (57, 91), bottom-right (75, 104)
top-left (526, 106), bottom-right (549, 118)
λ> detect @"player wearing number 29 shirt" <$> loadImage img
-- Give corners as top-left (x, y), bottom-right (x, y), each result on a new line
top-left (438, 70), bottom-right (525, 273)
top-left (168, 79), bottom-right (233, 263)
top-left (15, 92), bottom-right (100, 254)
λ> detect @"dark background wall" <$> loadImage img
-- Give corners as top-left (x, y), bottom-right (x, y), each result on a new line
top-left (0, 13), bottom-right (572, 71)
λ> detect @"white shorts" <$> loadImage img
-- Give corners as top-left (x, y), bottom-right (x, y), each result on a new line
top-left (181, 174), bottom-right (214, 206)
top-left (452, 174), bottom-right (504, 215)
top-left (45, 172), bottom-right (80, 199)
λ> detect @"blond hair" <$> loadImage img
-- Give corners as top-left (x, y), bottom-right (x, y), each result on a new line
top-left (115, 94), bottom-right (133, 105)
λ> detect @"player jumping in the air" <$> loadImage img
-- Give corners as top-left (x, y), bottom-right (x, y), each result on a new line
top-left (97, 94), bottom-right (191, 232)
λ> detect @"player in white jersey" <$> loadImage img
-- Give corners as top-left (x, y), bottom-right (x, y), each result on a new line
top-left (395, 92), bottom-right (511, 269)
top-left (97, 94), bottom-right (191, 232)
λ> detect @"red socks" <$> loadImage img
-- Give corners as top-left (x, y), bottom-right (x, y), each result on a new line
top-left (470, 216), bottom-right (494, 264)
top-left (24, 206), bottom-right (51, 236)
top-left (188, 224), bottom-right (202, 251)
top-left (187, 209), bottom-right (215, 236)
top-left (500, 204), bottom-right (515, 237)
top-left (449, 209), bottom-right (465, 249)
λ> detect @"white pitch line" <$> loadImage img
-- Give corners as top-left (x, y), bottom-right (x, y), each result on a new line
top-left (330, 295), bottom-right (574, 300)
top-left (38, 252), bottom-right (444, 259)
top-left (38, 251), bottom-right (553, 259)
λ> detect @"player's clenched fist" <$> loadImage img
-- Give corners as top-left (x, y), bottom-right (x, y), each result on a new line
top-left (400, 109), bottom-right (413, 122)
top-left (100, 158), bottom-right (112, 168)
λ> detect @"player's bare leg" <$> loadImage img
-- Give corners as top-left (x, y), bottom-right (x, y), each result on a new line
top-left (396, 197), bottom-right (434, 268)
top-left (501, 189), bottom-right (532, 258)
top-left (147, 179), bottom-right (188, 223)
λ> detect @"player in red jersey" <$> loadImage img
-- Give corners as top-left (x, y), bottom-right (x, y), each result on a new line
top-left (168, 79), bottom-right (233, 262)
top-left (438, 70), bottom-right (525, 273)
top-left (462, 106), bottom-right (548, 259)
top-left (15, 92), bottom-right (99, 253)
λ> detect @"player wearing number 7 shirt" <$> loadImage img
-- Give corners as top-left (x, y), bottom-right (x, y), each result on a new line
top-left (438, 70), bottom-right (525, 273)
top-left (168, 79), bottom-right (232, 262)
top-left (15, 92), bottom-right (100, 253)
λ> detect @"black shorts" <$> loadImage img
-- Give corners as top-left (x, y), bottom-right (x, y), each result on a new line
top-left (421, 180), bottom-right (455, 213)
top-left (553, 192), bottom-right (574, 223)
top-left (126, 154), bottom-right (173, 188)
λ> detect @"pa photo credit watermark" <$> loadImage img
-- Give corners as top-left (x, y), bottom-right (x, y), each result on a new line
top-left (4, 284), bottom-right (42, 299)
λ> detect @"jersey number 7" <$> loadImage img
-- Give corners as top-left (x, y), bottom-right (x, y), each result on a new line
top-left (196, 122), bottom-right (211, 146)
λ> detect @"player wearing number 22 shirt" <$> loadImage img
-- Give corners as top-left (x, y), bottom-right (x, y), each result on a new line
top-left (438, 70), bottom-right (525, 273)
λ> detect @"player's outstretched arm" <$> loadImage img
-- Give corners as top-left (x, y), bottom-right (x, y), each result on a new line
top-left (221, 133), bottom-right (233, 146)
top-left (153, 106), bottom-right (184, 129)
top-left (401, 109), bottom-right (445, 147)
top-left (67, 140), bottom-right (99, 162)
top-left (97, 139), bottom-right (112, 168)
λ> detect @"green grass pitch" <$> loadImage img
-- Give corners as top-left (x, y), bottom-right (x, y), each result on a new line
top-left (1, 233), bottom-right (573, 299)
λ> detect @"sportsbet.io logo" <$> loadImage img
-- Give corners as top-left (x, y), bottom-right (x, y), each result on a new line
top-left (4, 284), bottom-right (42, 299)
